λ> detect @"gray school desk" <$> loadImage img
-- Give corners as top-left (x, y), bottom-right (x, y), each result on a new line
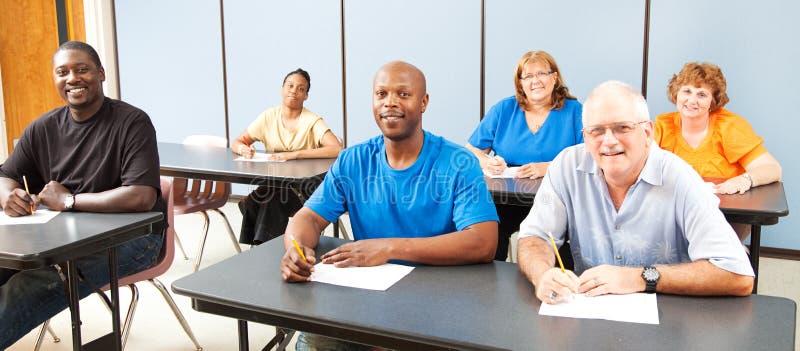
top-left (157, 141), bottom-right (332, 196)
top-left (486, 177), bottom-right (789, 293)
top-left (0, 211), bottom-right (163, 351)
top-left (172, 235), bottom-right (796, 351)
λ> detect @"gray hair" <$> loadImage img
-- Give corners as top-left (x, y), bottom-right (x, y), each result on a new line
top-left (582, 80), bottom-right (650, 125)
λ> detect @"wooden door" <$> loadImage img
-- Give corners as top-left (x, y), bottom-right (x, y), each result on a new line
top-left (0, 0), bottom-right (84, 153)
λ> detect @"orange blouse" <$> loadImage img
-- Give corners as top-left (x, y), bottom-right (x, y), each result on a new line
top-left (654, 109), bottom-right (767, 179)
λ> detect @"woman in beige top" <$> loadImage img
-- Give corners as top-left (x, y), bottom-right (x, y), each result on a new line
top-left (232, 68), bottom-right (342, 244)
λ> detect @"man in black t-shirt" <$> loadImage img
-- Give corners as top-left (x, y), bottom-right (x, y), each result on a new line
top-left (0, 41), bottom-right (165, 349)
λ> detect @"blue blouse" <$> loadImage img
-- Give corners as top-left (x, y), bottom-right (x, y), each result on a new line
top-left (468, 96), bottom-right (584, 166)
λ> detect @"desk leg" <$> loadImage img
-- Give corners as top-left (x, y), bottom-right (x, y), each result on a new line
top-left (238, 320), bottom-right (249, 351)
top-left (750, 225), bottom-right (761, 294)
top-left (108, 246), bottom-right (123, 350)
top-left (65, 260), bottom-right (82, 351)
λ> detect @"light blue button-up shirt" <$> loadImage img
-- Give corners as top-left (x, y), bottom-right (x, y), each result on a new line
top-left (519, 143), bottom-right (754, 276)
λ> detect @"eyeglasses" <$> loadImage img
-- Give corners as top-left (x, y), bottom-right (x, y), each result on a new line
top-left (520, 71), bottom-right (554, 82)
top-left (582, 121), bottom-right (649, 139)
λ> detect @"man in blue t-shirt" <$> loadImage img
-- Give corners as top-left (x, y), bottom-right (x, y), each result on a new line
top-left (280, 61), bottom-right (499, 350)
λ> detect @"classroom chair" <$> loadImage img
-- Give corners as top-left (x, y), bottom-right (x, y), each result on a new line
top-left (174, 135), bottom-right (241, 271)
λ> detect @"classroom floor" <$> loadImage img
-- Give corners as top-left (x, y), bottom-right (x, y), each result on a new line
top-left (8, 202), bottom-right (800, 351)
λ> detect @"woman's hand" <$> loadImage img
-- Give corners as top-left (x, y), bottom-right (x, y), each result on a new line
top-left (484, 155), bottom-right (507, 175)
top-left (714, 174), bottom-right (751, 194)
top-left (270, 151), bottom-right (299, 161)
top-left (516, 162), bottom-right (549, 179)
top-left (237, 144), bottom-right (255, 159)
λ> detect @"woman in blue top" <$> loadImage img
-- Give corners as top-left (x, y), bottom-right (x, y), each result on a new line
top-left (466, 50), bottom-right (583, 261)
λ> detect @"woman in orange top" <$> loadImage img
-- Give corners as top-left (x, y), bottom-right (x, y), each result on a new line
top-left (654, 62), bottom-right (781, 240)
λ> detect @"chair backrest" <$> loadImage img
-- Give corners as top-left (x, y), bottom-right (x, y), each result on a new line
top-left (102, 177), bottom-right (175, 289)
top-left (174, 135), bottom-right (231, 206)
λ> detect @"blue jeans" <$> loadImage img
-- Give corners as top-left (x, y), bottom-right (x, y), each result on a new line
top-left (0, 232), bottom-right (162, 349)
top-left (296, 332), bottom-right (379, 351)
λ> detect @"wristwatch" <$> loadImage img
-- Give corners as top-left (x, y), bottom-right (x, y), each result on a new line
top-left (64, 194), bottom-right (75, 211)
top-left (642, 266), bottom-right (660, 293)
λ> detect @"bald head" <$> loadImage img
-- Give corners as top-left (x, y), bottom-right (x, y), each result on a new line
top-left (583, 80), bottom-right (650, 126)
top-left (374, 61), bottom-right (427, 94)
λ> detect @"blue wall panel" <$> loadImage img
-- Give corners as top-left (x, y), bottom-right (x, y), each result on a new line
top-left (116, 0), bottom-right (226, 143)
top-left (344, 0), bottom-right (481, 146)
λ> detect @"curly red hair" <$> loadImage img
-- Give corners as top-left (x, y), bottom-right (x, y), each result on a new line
top-left (667, 62), bottom-right (730, 112)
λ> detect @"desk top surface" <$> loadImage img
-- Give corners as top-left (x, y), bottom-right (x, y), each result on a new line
top-left (488, 176), bottom-right (789, 219)
top-left (0, 211), bottom-right (162, 270)
top-left (158, 142), bottom-right (334, 184)
top-left (173, 236), bottom-right (796, 351)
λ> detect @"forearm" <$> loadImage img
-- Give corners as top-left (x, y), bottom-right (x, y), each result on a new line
top-left (517, 237), bottom-right (556, 287)
top-left (656, 260), bottom-right (753, 296)
top-left (231, 131), bottom-right (255, 155)
top-left (73, 185), bottom-right (156, 212)
top-left (293, 146), bottom-right (342, 159)
top-left (283, 207), bottom-right (328, 251)
top-left (464, 143), bottom-right (491, 169)
top-left (747, 163), bottom-right (781, 187)
top-left (384, 221), bottom-right (497, 265)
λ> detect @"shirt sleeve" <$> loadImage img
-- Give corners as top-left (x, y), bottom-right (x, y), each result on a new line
top-left (678, 167), bottom-right (755, 276)
top-left (309, 118), bottom-right (332, 146)
top-left (467, 101), bottom-right (503, 149)
top-left (245, 110), bottom-right (268, 143)
top-left (517, 166), bottom-right (570, 247)
top-left (119, 112), bottom-right (161, 189)
top-left (304, 153), bottom-right (348, 223)
top-left (717, 114), bottom-right (767, 168)
top-left (451, 149), bottom-right (499, 230)
top-left (0, 122), bottom-right (42, 189)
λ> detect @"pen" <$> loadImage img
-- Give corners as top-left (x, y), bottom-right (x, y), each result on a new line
top-left (290, 235), bottom-right (308, 262)
top-left (547, 231), bottom-right (566, 273)
top-left (480, 152), bottom-right (498, 162)
top-left (22, 175), bottom-right (34, 213)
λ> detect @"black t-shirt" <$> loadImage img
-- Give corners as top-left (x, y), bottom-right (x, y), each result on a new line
top-left (0, 97), bottom-right (166, 228)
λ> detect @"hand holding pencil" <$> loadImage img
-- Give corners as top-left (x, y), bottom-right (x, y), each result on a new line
top-left (0, 176), bottom-right (37, 217)
top-left (536, 232), bottom-right (580, 304)
top-left (280, 234), bottom-right (316, 283)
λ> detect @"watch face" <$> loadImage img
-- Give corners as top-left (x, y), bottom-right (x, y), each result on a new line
top-left (643, 267), bottom-right (659, 281)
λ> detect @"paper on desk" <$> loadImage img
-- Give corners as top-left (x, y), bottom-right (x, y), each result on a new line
top-left (234, 153), bottom-right (287, 162)
top-left (483, 166), bottom-right (520, 179)
top-left (311, 262), bottom-right (414, 291)
top-left (539, 293), bottom-right (659, 324)
top-left (0, 209), bottom-right (60, 225)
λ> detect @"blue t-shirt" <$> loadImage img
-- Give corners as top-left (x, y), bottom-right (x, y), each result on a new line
top-left (306, 130), bottom-right (499, 240)
top-left (468, 96), bottom-right (584, 166)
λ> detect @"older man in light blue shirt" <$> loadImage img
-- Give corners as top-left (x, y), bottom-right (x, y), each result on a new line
top-left (517, 81), bottom-right (754, 304)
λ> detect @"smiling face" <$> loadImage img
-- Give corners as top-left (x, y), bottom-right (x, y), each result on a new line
top-left (281, 73), bottom-right (309, 110)
top-left (53, 49), bottom-right (105, 118)
top-left (675, 84), bottom-right (713, 120)
top-left (583, 83), bottom-right (652, 187)
top-left (519, 61), bottom-right (556, 106)
top-left (372, 62), bottom-right (428, 142)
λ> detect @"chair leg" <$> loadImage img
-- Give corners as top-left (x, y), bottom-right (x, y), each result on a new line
top-left (148, 278), bottom-right (203, 351)
top-left (193, 211), bottom-right (211, 272)
top-left (174, 231), bottom-right (190, 260)
top-left (33, 319), bottom-right (60, 351)
top-left (212, 208), bottom-right (242, 253)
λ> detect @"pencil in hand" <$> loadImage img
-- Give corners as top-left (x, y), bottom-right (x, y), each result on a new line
top-left (547, 231), bottom-right (566, 274)
top-left (290, 235), bottom-right (308, 262)
top-left (22, 175), bottom-right (35, 214)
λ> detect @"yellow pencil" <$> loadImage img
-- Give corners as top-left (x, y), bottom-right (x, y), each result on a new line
top-left (22, 175), bottom-right (34, 213)
top-left (290, 235), bottom-right (308, 262)
top-left (547, 231), bottom-right (566, 273)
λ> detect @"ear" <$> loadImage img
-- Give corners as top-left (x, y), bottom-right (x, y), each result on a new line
top-left (642, 120), bottom-right (654, 141)
top-left (99, 67), bottom-right (106, 82)
top-left (420, 93), bottom-right (429, 113)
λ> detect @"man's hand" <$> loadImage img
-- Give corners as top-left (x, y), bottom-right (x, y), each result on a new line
top-left (320, 239), bottom-right (391, 267)
top-left (578, 264), bottom-right (644, 297)
top-left (536, 267), bottom-right (580, 304)
top-left (2, 188), bottom-right (35, 216)
top-left (280, 245), bottom-right (316, 282)
top-left (37, 181), bottom-right (72, 211)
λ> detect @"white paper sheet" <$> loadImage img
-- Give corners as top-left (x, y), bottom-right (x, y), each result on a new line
top-left (233, 153), bottom-right (287, 162)
top-left (539, 293), bottom-right (659, 324)
top-left (0, 209), bottom-right (60, 225)
top-left (483, 166), bottom-right (520, 179)
top-left (310, 262), bottom-right (414, 291)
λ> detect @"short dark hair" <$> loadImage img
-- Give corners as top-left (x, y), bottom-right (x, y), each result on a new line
top-left (54, 41), bottom-right (103, 69)
top-left (283, 68), bottom-right (310, 93)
